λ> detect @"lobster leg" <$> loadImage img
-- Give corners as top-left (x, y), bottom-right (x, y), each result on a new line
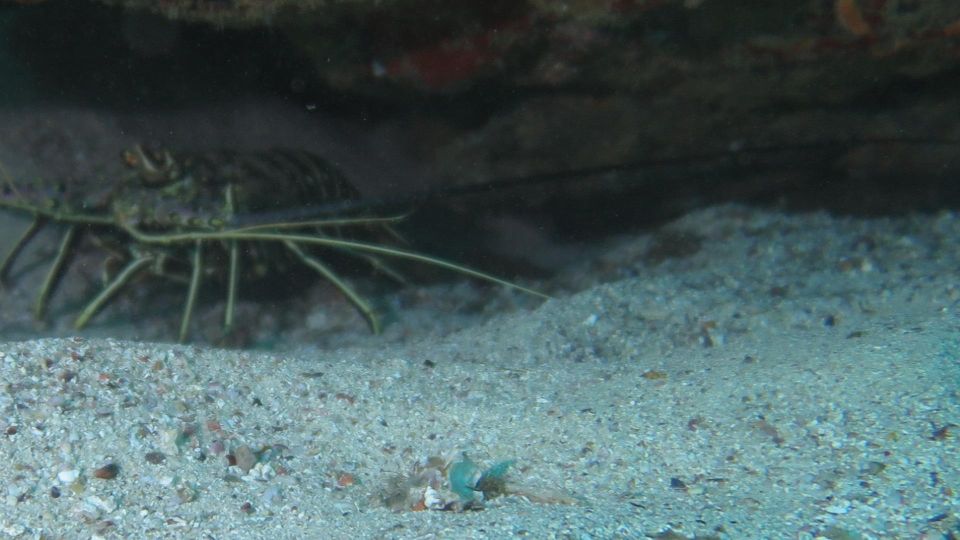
top-left (74, 255), bottom-right (153, 330)
top-left (35, 225), bottom-right (79, 321)
top-left (223, 184), bottom-right (239, 335)
top-left (354, 252), bottom-right (408, 285)
top-left (120, 224), bottom-right (550, 300)
top-left (224, 237), bottom-right (239, 334)
top-left (0, 217), bottom-right (45, 285)
top-left (283, 239), bottom-right (381, 334)
top-left (179, 240), bottom-right (204, 342)
top-left (257, 232), bottom-right (548, 300)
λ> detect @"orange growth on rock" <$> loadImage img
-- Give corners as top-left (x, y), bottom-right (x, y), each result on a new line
top-left (835, 0), bottom-right (872, 37)
top-left (943, 18), bottom-right (960, 37)
top-left (336, 472), bottom-right (355, 488)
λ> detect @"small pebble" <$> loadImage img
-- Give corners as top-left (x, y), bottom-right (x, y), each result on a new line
top-left (176, 486), bottom-right (197, 504)
top-left (94, 463), bottom-right (120, 480)
top-left (262, 486), bottom-right (281, 506)
top-left (337, 472), bottom-right (355, 488)
top-left (86, 495), bottom-right (117, 513)
top-left (233, 445), bottom-right (257, 473)
top-left (58, 469), bottom-right (79, 484)
top-left (825, 499), bottom-right (852, 514)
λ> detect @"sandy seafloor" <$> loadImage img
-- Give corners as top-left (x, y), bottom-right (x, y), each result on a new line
top-left (0, 204), bottom-right (957, 539)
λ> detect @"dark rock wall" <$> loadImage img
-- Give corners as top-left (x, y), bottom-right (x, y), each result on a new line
top-left (2, 0), bottom-right (959, 243)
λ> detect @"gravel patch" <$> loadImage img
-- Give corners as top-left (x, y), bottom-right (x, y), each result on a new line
top-left (0, 205), bottom-right (958, 539)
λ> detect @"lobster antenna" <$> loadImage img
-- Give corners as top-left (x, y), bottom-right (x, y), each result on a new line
top-left (228, 136), bottom-right (958, 227)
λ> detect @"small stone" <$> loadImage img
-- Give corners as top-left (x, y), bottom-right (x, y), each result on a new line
top-left (336, 472), bottom-right (355, 488)
top-left (86, 495), bottom-right (117, 513)
top-left (145, 452), bottom-right (166, 465)
top-left (58, 469), bottom-right (80, 484)
top-left (261, 486), bottom-right (281, 506)
top-left (93, 463), bottom-right (120, 480)
top-left (159, 429), bottom-right (181, 455)
top-left (233, 445), bottom-right (257, 473)
top-left (0, 524), bottom-right (25, 536)
top-left (209, 440), bottom-right (226, 455)
top-left (825, 499), bottom-right (852, 514)
top-left (243, 461), bottom-right (276, 482)
top-left (176, 486), bottom-right (197, 504)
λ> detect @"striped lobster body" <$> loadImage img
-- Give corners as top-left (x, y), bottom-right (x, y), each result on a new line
top-left (0, 145), bottom-right (545, 341)
top-left (116, 146), bottom-right (363, 229)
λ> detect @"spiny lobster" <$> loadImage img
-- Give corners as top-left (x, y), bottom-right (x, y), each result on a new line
top-left (0, 145), bottom-right (547, 342)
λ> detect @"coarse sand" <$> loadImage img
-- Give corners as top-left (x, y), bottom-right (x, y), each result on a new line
top-left (0, 204), bottom-right (957, 539)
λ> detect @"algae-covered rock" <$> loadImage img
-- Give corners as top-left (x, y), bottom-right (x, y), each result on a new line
top-left (92, 0), bottom-right (374, 27)
top-left (4, 0), bottom-right (960, 220)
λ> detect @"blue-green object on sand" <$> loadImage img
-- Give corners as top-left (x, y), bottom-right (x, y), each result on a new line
top-left (448, 454), bottom-right (515, 501)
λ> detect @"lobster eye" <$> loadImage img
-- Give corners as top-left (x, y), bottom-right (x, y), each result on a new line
top-left (140, 145), bottom-right (166, 164)
top-left (121, 149), bottom-right (140, 168)
top-left (123, 145), bottom-right (179, 187)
